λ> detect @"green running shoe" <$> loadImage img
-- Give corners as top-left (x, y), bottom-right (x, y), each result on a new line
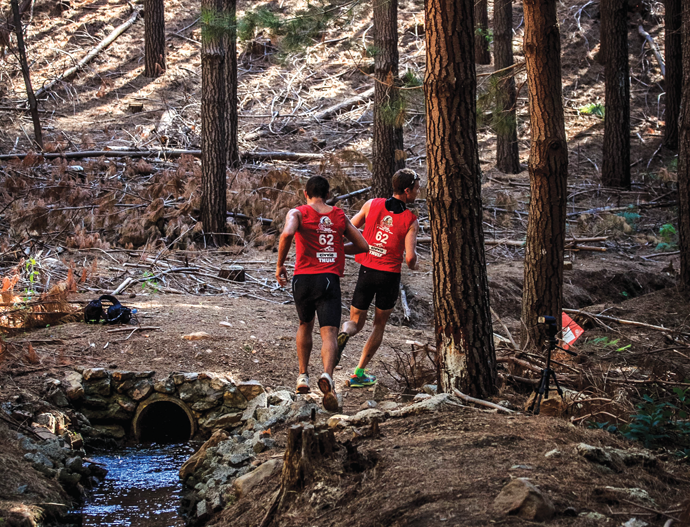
top-left (349, 371), bottom-right (377, 388)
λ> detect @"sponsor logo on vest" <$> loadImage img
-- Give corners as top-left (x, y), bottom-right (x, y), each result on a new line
top-left (369, 245), bottom-right (387, 257)
top-left (317, 216), bottom-right (334, 233)
top-left (377, 215), bottom-right (394, 234)
top-left (316, 251), bottom-right (337, 263)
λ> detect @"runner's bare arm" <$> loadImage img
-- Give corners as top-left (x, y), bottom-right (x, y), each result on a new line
top-left (276, 209), bottom-right (301, 286)
top-left (344, 217), bottom-right (369, 255)
top-left (350, 199), bottom-right (373, 229)
top-left (405, 219), bottom-right (420, 270)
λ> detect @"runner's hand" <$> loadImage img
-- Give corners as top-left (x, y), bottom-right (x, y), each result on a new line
top-left (276, 265), bottom-right (288, 287)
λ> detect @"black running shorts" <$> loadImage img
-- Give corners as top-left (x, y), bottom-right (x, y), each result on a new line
top-left (292, 273), bottom-right (342, 328)
top-left (351, 265), bottom-right (401, 311)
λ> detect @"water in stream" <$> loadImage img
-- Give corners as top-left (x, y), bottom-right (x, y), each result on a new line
top-left (73, 443), bottom-right (196, 526)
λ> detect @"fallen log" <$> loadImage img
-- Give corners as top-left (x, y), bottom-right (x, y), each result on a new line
top-left (567, 201), bottom-right (677, 217)
top-left (0, 149), bottom-right (324, 162)
top-left (312, 86), bottom-right (375, 121)
top-left (416, 237), bottom-right (608, 251)
top-left (35, 8), bottom-right (141, 100)
top-left (327, 186), bottom-right (371, 205)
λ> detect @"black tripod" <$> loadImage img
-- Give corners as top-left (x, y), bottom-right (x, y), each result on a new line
top-left (528, 316), bottom-right (576, 415)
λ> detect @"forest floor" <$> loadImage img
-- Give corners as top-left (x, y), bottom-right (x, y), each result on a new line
top-left (1, 0), bottom-right (690, 525)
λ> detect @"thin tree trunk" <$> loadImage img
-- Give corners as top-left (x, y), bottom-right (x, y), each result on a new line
top-left (224, 0), bottom-right (239, 168)
top-left (201, 0), bottom-right (227, 242)
top-left (11, 0), bottom-right (42, 150)
top-left (475, 0), bottom-right (491, 64)
top-left (144, 0), bottom-right (165, 77)
top-left (664, 0), bottom-right (682, 150)
top-left (679, 1), bottom-right (690, 287)
top-left (601, 0), bottom-right (630, 189)
top-left (372, 0), bottom-right (404, 198)
top-left (520, 0), bottom-right (569, 349)
top-left (425, 0), bottom-right (497, 398)
top-left (494, 0), bottom-right (520, 174)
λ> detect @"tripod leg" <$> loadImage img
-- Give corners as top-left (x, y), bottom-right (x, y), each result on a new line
top-left (549, 369), bottom-right (564, 399)
top-left (529, 368), bottom-right (549, 414)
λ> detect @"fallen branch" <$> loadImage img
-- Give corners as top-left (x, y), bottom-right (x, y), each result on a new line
top-left (453, 389), bottom-right (515, 413)
top-left (416, 237), bottom-right (607, 252)
top-left (34, 8), bottom-right (140, 100)
top-left (312, 86), bottom-right (374, 121)
top-left (605, 378), bottom-right (690, 387)
top-left (567, 201), bottom-right (677, 217)
top-left (106, 326), bottom-right (160, 333)
top-left (637, 25), bottom-right (665, 78)
top-left (0, 149), bottom-right (324, 162)
top-left (327, 186), bottom-right (371, 205)
top-left (491, 307), bottom-right (519, 351)
top-left (563, 308), bottom-right (690, 336)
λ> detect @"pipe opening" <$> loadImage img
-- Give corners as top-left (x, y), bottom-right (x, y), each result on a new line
top-left (136, 401), bottom-right (192, 443)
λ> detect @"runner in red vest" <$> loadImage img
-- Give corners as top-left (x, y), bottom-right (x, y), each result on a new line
top-left (276, 176), bottom-right (368, 411)
top-left (338, 169), bottom-right (421, 388)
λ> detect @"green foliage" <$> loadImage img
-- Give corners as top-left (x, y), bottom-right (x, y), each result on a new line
top-left (579, 102), bottom-right (605, 119)
top-left (379, 95), bottom-right (407, 128)
top-left (140, 271), bottom-right (160, 293)
top-left (655, 223), bottom-right (677, 252)
top-left (616, 211), bottom-right (640, 229)
top-left (24, 257), bottom-right (39, 298)
top-left (589, 336), bottom-right (632, 352)
top-left (401, 70), bottom-right (422, 88)
top-left (475, 27), bottom-right (493, 44)
top-left (589, 389), bottom-right (690, 456)
top-left (201, 7), bottom-right (236, 42)
top-left (238, 1), bottom-right (353, 53)
top-left (365, 45), bottom-right (381, 58)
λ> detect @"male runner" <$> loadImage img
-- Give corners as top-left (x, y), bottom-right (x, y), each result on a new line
top-left (338, 168), bottom-right (421, 388)
top-left (276, 175), bottom-right (368, 411)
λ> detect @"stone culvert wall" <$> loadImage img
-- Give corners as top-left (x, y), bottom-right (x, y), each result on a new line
top-left (59, 367), bottom-right (266, 441)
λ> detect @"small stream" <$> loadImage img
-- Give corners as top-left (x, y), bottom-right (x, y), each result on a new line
top-left (72, 443), bottom-right (196, 527)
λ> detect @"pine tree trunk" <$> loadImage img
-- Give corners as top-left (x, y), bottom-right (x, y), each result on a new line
top-left (144, 0), bottom-right (165, 78)
top-left (201, 0), bottom-right (227, 241)
top-left (372, 0), bottom-right (404, 198)
top-left (679, 2), bottom-right (690, 287)
top-left (520, 0), bottom-right (569, 349)
top-left (475, 0), bottom-right (491, 65)
top-left (425, 0), bottom-right (497, 398)
top-left (224, 0), bottom-right (239, 168)
top-left (664, 0), bottom-right (682, 150)
top-left (494, 0), bottom-right (520, 174)
top-left (601, 0), bottom-right (630, 189)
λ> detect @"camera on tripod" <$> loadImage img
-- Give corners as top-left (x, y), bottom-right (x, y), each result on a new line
top-left (528, 314), bottom-right (577, 415)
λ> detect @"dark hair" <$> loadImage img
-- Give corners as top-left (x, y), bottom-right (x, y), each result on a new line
top-left (305, 175), bottom-right (330, 199)
top-left (392, 168), bottom-right (419, 193)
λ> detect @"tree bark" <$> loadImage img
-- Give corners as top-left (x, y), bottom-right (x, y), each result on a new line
top-left (520, 0), bottom-right (569, 349)
top-left (664, 0), bottom-right (682, 150)
top-left (11, 0), bottom-right (42, 150)
top-left (223, 0), bottom-right (239, 168)
top-left (372, 0), bottom-right (404, 198)
top-left (144, 0), bottom-right (165, 77)
top-left (679, 1), bottom-right (690, 287)
top-left (494, 0), bottom-right (520, 174)
top-left (425, 0), bottom-right (497, 398)
top-left (475, 0), bottom-right (491, 65)
top-left (201, 0), bottom-right (227, 242)
top-left (601, 0), bottom-right (630, 189)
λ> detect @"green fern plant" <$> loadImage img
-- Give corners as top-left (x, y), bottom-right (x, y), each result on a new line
top-left (579, 102), bottom-right (605, 119)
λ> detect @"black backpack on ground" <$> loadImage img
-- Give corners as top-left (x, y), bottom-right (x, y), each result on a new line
top-left (84, 295), bottom-right (135, 324)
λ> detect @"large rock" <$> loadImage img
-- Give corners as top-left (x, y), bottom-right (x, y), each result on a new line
top-left (223, 385), bottom-right (249, 410)
top-left (233, 459), bottom-right (283, 498)
top-left (493, 478), bottom-right (555, 521)
top-left (83, 377), bottom-right (111, 397)
top-left (179, 430), bottom-right (228, 479)
top-left (198, 407), bottom-right (243, 430)
top-left (82, 368), bottom-right (108, 381)
top-left (238, 380), bottom-right (264, 401)
top-left (242, 392), bottom-right (268, 421)
top-left (114, 394), bottom-right (137, 413)
top-left (154, 377), bottom-right (176, 394)
top-left (33, 413), bottom-right (57, 434)
top-left (127, 379), bottom-right (154, 401)
top-left (92, 424), bottom-right (126, 439)
top-left (525, 388), bottom-right (579, 417)
top-left (63, 371), bottom-right (84, 401)
top-left (111, 371), bottom-right (135, 382)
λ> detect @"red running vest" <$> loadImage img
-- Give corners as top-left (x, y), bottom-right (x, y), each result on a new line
top-left (355, 198), bottom-right (417, 273)
top-left (294, 204), bottom-right (348, 276)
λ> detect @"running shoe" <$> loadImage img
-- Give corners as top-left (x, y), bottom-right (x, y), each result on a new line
top-left (349, 371), bottom-right (377, 388)
top-left (295, 373), bottom-right (310, 394)
top-left (336, 332), bottom-right (350, 366)
top-left (318, 372), bottom-right (339, 412)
